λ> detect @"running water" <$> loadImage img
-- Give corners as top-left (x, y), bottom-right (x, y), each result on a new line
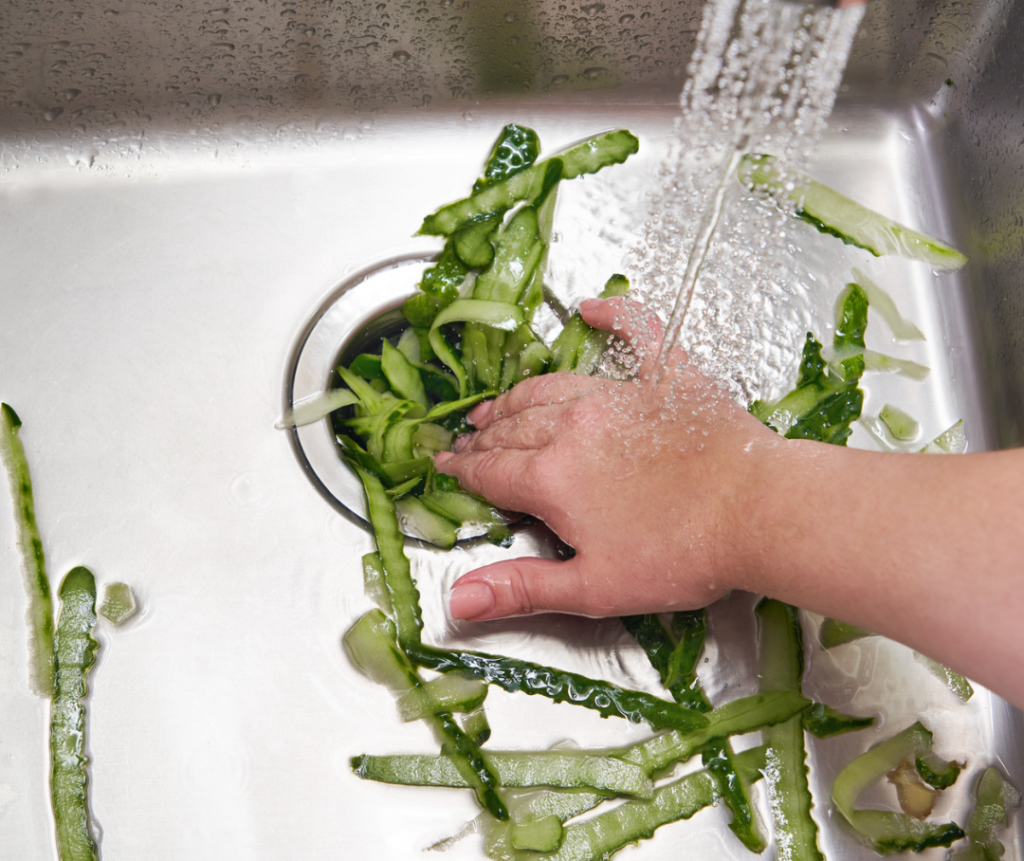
top-left (626, 0), bottom-right (864, 395)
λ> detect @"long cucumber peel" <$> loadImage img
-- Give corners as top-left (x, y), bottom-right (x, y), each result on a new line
top-left (487, 769), bottom-right (720, 861)
top-left (621, 611), bottom-right (767, 853)
top-left (343, 610), bottom-right (508, 819)
top-left (408, 643), bottom-right (710, 732)
top-left (352, 749), bottom-right (653, 797)
top-left (430, 300), bottom-right (525, 398)
top-left (613, 690), bottom-right (811, 776)
top-left (352, 467), bottom-right (423, 648)
top-left (803, 703), bottom-right (874, 738)
top-left (396, 673), bottom-right (488, 721)
top-left (950, 767), bottom-right (1021, 861)
top-left (420, 130), bottom-right (639, 236)
top-left (756, 599), bottom-right (823, 861)
top-left (50, 566), bottom-right (100, 861)
top-left (0, 403), bottom-right (55, 697)
top-left (832, 722), bottom-right (966, 853)
top-left (913, 651), bottom-right (975, 702)
top-left (739, 154), bottom-right (968, 271)
top-left (819, 617), bottom-right (874, 649)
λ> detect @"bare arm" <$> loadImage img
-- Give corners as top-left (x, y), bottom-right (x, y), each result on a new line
top-left (436, 298), bottom-right (1024, 709)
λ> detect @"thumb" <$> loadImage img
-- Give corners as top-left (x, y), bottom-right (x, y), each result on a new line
top-left (445, 556), bottom-right (607, 621)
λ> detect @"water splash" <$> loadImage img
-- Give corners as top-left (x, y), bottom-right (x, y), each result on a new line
top-left (630, 0), bottom-right (864, 395)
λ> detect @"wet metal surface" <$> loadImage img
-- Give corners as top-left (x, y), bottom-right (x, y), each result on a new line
top-left (1, 1), bottom-right (1022, 859)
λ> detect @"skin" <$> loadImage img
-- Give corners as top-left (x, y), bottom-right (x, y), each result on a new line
top-left (436, 298), bottom-right (1024, 710)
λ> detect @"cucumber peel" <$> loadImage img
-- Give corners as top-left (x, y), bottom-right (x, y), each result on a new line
top-left (739, 154), bottom-right (968, 271)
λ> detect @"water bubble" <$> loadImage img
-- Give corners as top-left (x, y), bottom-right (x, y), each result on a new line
top-left (392, 49), bottom-right (411, 61)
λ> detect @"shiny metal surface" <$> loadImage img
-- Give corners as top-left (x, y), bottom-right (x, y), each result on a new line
top-left (1, 1), bottom-right (1022, 860)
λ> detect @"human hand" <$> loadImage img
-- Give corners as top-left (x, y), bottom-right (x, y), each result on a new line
top-left (435, 297), bottom-right (784, 622)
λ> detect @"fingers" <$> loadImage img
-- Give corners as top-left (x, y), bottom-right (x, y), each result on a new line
top-left (436, 446), bottom-right (540, 514)
top-left (444, 556), bottom-right (610, 621)
top-left (579, 297), bottom-right (663, 360)
top-left (580, 296), bottom-right (690, 380)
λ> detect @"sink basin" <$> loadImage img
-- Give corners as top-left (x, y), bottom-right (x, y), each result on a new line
top-left (1, 1), bottom-right (1021, 859)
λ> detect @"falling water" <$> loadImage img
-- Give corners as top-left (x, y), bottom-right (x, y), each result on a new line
top-left (631, 0), bottom-right (864, 390)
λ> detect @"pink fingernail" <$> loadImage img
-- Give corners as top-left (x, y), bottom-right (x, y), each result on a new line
top-left (445, 581), bottom-right (495, 621)
top-left (454, 432), bottom-right (474, 453)
top-left (435, 451), bottom-right (455, 468)
top-left (468, 400), bottom-right (493, 426)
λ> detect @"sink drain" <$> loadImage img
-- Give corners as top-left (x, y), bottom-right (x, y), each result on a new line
top-left (283, 254), bottom-right (430, 529)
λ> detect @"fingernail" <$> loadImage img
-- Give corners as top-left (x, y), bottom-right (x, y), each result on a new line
top-left (444, 581), bottom-right (495, 621)
top-left (579, 298), bottom-right (601, 312)
top-left (435, 451), bottom-right (454, 468)
top-left (467, 400), bottom-right (493, 426)
top-left (453, 432), bottom-right (474, 453)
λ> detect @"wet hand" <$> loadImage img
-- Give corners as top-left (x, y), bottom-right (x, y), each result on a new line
top-left (435, 297), bottom-right (783, 622)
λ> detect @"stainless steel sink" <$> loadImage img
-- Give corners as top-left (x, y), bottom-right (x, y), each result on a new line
top-left (1, 1), bottom-right (1022, 859)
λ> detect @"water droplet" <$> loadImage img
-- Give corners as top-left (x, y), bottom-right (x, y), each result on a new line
top-left (207, 93), bottom-right (222, 105)
top-left (619, 13), bottom-right (634, 24)
top-left (43, 107), bottom-right (63, 121)
top-left (60, 88), bottom-right (82, 101)
top-left (392, 49), bottom-right (410, 61)
top-left (504, 11), bottom-right (517, 22)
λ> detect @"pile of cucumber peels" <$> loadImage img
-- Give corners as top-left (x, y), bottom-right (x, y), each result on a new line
top-left (326, 124), bottom-right (1018, 860)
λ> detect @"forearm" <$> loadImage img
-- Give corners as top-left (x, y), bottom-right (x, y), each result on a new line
top-left (740, 441), bottom-right (1024, 706)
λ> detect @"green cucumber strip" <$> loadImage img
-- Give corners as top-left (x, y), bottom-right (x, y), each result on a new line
top-left (915, 753), bottom-right (962, 790)
top-left (756, 599), bottom-right (823, 861)
top-left (276, 388), bottom-right (361, 428)
top-left (511, 340), bottom-right (551, 386)
top-left (403, 291), bottom-right (447, 329)
top-left (621, 611), bottom-right (710, 712)
top-left (420, 130), bottom-right (639, 237)
top-left (384, 476), bottom-right (423, 498)
top-left (419, 489), bottom-right (508, 531)
top-left (352, 749), bottom-right (652, 797)
top-left (361, 552), bottom-right (392, 614)
top-left (51, 566), bottom-right (100, 861)
top-left (803, 703), bottom-right (874, 738)
top-left (880, 404), bottom-right (920, 441)
top-left (394, 496), bottom-right (457, 549)
top-left (408, 643), bottom-right (709, 732)
top-left (471, 207), bottom-right (541, 304)
top-left (550, 274), bottom-right (631, 375)
top-left (614, 690), bottom-right (810, 776)
top-left (396, 326), bottom-right (421, 362)
top-left (97, 582), bottom-right (137, 626)
top-left (535, 770), bottom-right (718, 861)
top-left (510, 815), bottom-right (562, 852)
top-left (336, 364), bottom-right (390, 416)
top-left (429, 302), bottom-right (523, 398)
top-left (851, 269), bottom-right (925, 340)
top-left (621, 612), bottom-right (768, 853)
top-left (396, 673), bottom-right (488, 722)
top-left (381, 340), bottom-right (429, 408)
top-left (506, 787), bottom-right (611, 825)
top-left (819, 618), bottom-right (875, 649)
top-left (453, 214), bottom-right (501, 268)
top-left (343, 611), bottom-right (507, 819)
top-left (951, 766), bottom-right (1021, 861)
top-left (739, 154), bottom-right (968, 271)
top-left (475, 124), bottom-right (541, 192)
top-left (920, 420), bottom-right (967, 454)
top-left (913, 652), bottom-right (975, 702)
top-left (349, 353), bottom-right (384, 379)
top-left (0, 403), bottom-right (55, 697)
top-left (461, 704), bottom-right (492, 746)
top-left (381, 419), bottom-right (417, 464)
top-left (832, 722), bottom-right (966, 852)
top-left (411, 422), bottom-right (453, 456)
top-left (418, 241), bottom-right (468, 302)
top-left (352, 467), bottom-right (423, 648)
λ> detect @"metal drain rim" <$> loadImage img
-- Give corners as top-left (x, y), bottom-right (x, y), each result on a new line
top-left (284, 253), bottom-right (431, 530)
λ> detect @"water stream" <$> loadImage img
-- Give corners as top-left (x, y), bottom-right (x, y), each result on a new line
top-left (637, 0), bottom-right (865, 387)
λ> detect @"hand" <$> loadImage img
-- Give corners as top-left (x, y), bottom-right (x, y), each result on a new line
top-left (435, 297), bottom-right (784, 622)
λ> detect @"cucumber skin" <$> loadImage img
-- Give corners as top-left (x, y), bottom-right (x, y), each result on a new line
top-left (51, 566), bottom-right (100, 861)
